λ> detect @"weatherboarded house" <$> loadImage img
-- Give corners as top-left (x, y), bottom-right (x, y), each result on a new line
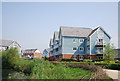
top-left (49, 26), bottom-right (111, 61)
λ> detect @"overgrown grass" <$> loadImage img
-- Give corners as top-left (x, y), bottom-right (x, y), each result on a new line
top-left (2, 48), bottom-right (93, 79)
top-left (29, 61), bottom-right (92, 79)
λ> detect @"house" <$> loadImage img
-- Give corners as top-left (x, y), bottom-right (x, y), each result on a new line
top-left (22, 49), bottom-right (42, 59)
top-left (49, 26), bottom-right (111, 61)
top-left (42, 48), bottom-right (50, 58)
top-left (0, 40), bottom-right (22, 57)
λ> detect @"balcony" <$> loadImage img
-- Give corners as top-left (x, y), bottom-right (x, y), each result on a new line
top-left (96, 47), bottom-right (103, 54)
top-left (96, 50), bottom-right (103, 54)
top-left (96, 42), bottom-right (105, 47)
top-left (54, 44), bottom-right (59, 49)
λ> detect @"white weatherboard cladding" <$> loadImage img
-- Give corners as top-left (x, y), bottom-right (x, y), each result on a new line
top-left (97, 28), bottom-right (104, 39)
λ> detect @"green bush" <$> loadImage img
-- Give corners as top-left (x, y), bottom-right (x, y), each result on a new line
top-left (84, 59), bottom-right (93, 62)
top-left (95, 62), bottom-right (120, 70)
top-left (108, 63), bottom-right (120, 70)
top-left (61, 58), bottom-right (74, 61)
top-left (2, 48), bottom-right (20, 69)
top-left (115, 61), bottom-right (120, 64)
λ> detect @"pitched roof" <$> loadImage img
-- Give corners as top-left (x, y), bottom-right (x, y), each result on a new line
top-left (25, 49), bottom-right (37, 51)
top-left (46, 48), bottom-right (50, 52)
top-left (0, 40), bottom-right (14, 47)
top-left (54, 32), bottom-right (59, 40)
top-left (88, 27), bottom-right (99, 37)
top-left (49, 39), bottom-right (53, 46)
top-left (88, 26), bottom-right (111, 39)
top-left (23, 49), bottom-right (40, 53)
top-left (60, 26), bottom-right (93, 37)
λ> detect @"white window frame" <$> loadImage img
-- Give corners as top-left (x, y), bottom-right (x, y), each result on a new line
top-left (79, 47), bottom-right (84, 51)
top-left (79, 39), bottom-right (84, 43)
top-left (79, 56), bottom-right (84, 60)
top-left (73, 39), bottom-right (77, 43)
top-left (72, 55), bottom-right (77, 60)
top-left (73, 47), bottom-right (77, 51)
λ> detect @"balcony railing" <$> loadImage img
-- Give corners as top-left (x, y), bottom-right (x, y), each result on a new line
top-left (54, 44), bottom-right (59, 49)
top-left (96, 42), bottom-right (103, 45)
top-left (96, 50), bottom-right (103, 54)
top-left (96, 41), bottom-right (106, 47)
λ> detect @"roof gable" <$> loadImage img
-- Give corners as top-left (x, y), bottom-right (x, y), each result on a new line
top-left (53, 32), bottom-right (59, 40)
top-left (0, 40), bottom-right (13, 47)
top-left (89, 26), bottom-right (111, 39)
top-left (0, 40), bottom-right (21, 47)
top-left (49, 39), bottom-right (53, 46)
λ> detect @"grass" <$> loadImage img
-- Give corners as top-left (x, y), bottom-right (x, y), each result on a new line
top-left (64, 67), bottom-right (92, 79)
top-left (2, 61), bottom-right (92, 79)
top-left (1, 48), bottom-right (114, 80)
top-left (29, 60), bottom-right (93, 79)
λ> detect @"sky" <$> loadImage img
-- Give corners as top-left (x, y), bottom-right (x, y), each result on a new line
top-left (2, 2), bottom-right (118, 52)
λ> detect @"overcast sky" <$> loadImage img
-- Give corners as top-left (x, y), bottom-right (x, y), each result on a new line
top-left (2, 2), bottom-right (118, 52)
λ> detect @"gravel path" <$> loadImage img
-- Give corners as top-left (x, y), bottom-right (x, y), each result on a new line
top-left (103, 69), bottom-right (120, 81)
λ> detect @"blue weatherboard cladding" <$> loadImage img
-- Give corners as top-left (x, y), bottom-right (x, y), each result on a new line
top-left (90, 28), bottom-right (110, 55)
top-left (49, 26), bottom-right (111, 59)
top-left (43, 49), bottom-right (48, 57)
top-left (62, 37), bottom-right (86, 55)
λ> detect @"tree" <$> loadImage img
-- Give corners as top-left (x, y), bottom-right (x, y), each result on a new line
top-left (103, 43), bottom-right (116, 60)
top-left (2, 47), bottom-right (19, 68)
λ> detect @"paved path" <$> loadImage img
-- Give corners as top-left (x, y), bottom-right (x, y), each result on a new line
top-left (103, 69), bottom-right (120, 81)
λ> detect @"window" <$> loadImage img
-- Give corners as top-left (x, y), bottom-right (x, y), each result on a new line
top-left (56, 48), bottom-right (58, 52)
top-left (99, 39), bottom-right (103, 42)
top-left (88, 47), bottom-right (90, 50)
top-left (51, 51), bottom-right (53, 53)
top-left (87, 45), bottom-right (90, 47)
top-left (79, 56), bottom-right (84, 60)
top-left (72, 55), bottom-right (77, 60)
top-left (73, 47), bottom-right (77, 51)
top-left (97, 48), bottom-right (103, 51)
top-left (73, 39), bottom-right (77, 43)
top-left (79, 39), bottom-right (84, 43)
top-left (79, 47), bottom-right (84, 51)
top-left (97, 56), bottom-right (103, 59)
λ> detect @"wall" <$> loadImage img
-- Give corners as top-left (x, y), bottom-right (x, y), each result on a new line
top-left (90, 28), bottom-right (110, 55)
top-left (62, 36), bottom-right (86, 55)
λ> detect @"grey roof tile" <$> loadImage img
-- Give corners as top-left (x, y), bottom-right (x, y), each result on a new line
top-left (0, 40), bottom-right (14, 47)
top-left (60, 26), bottom-right (93, 37)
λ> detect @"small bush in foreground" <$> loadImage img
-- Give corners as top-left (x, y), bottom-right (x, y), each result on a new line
top-left (2, 48), bottom-right (20, 69)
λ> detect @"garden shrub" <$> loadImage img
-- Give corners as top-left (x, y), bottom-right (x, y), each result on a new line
top-left (2, 48), bottom-right (20, 69)
top-left (95, 62), bottom-right (120, 70)
top-left (107, 63), bottom-right (120, 70)
top-left (84, 59), bottom-right (93, 62)
top-left (61, 58), bottom-right (74, 61)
